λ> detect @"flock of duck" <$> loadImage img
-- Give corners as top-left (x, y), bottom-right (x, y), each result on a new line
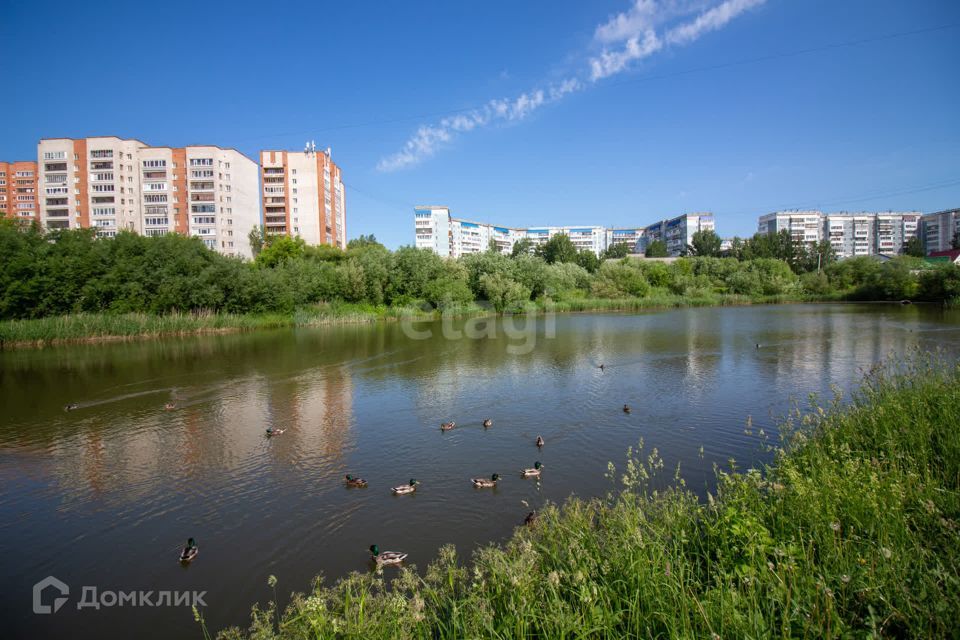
top-left (70, 363), bottom-right (624, 568)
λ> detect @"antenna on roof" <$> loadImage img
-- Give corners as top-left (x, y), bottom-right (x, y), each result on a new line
top-left (304, 140), bottom-right (317, 155)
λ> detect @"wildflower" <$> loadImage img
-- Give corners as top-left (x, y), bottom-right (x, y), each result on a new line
top-left (881, 547), bottom-right (892, 560)
top-left (547, 571), bottom-right (561, 587)
top-left (825, 587), bottom-right (834, 598)
top-left (267, 574), bottom-right (278, 588)
top-left (712, 634), bottom-right (721, 640)
top-left (768, 562), bottom-right (775, 571)
top-left (830, 521), bottom-right (841, 532)
top-left (858, 557), bottom-right (867, 565)
top-left (841, 574), bottom-right (850, 584)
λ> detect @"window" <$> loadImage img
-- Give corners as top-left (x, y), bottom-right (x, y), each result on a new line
top-left (92, 207), bottom-right (115, 216)
top-left (90, 149), bottom-right (113, 158)
top-left (142, 159), bottom-right (167, 168)
top-left (46, 175), bottom-right (67, 184)
top-left (91, 172), bottom-right (114, 181)
top-left (145, 216), bottom-right (169, 226)
top-left (144, 194), bottom-right (168, 203)
top-left (92, 184), bottom-right (115, 192)
top-left (144, 183), bottom-right (168, 191)
top-left (193, 216), bottom-right (216, 225)
top-left (43, 151), bottom-right (66, 160)
top-left (189, 158), bottom-right (214, 167)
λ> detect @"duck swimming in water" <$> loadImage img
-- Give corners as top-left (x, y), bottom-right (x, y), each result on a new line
top-left (392, 479), bottom-right (419, 495)
top-left (369, 544), bottom-right (407, 566)
top-left (345, 474), bottom-right (368, 488)
top-left (471, 473), bottom-right (500, 488)
top-left (536, 435), bottom-right (545, 448)
top-left (522, 462), bottom-right (543, 478)
top-left (179, 538), bottom-right (198, 563)
top-left (623, 404), bottom-right (631, 414)
top-left (440, 421), bottom-right (456, 431)
top-left (164, 402), bottom-right (176, 411)
top-left (482, 419), bottom-right (493, 428)
top-left (266, 427), bottom-right (285, 436)
top-left (64, 403), bottom-right (79, 412)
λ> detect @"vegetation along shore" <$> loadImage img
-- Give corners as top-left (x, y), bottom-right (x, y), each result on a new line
top-left (1, 220), bottom-right (958, 348)
top-left (204, 354), bottom-right (960, 638)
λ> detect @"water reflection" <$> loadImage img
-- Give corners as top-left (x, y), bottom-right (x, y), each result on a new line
top-left (0, 304), bottom-right (958, 639)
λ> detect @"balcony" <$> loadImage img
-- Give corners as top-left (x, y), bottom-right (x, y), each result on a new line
top-left (190, 193), bottom-right (215, 202)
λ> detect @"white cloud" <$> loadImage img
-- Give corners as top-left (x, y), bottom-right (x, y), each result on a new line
top-left (378, 0), bottom-right (765, 171)
top-left (665, 0), bottom-right (766, 46)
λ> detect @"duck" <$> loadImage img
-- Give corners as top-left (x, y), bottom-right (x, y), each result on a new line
top-left (599, 364), bottom-right (605, 371)
top-left (536, 435), bottom-right (545, 448)
top-left (369, 544), bottom-right (407, 566)
top-left (524, 511), bottom-right (538, 527)
top-left (392, 479), bottom-right (419, 495)
top-left (482, 419), bottom-right (493, 428)
top-left (471, 473), bottom-right (500, 488)
top-left (521, 461), bottom-right (543, 478)
top-left (266, 427), bottom-right (285, 436)
top-left (164, 402), bottom-right (176, 411)
top-left (755, 343), bottom-right (761, 349)
top-left (622, 404), bottom-right (631, 414)
top-left (64, 403), bottom-right (79, 412)
top-left (440, 421), bottom-right (456, 431)
top-left (179, 538), bottom-right (198, 563)
top-left (344, 474), bottom-right (368, 488)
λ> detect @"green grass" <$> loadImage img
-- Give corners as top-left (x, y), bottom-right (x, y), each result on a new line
top-left (208, 353), bottom-right (960, 639)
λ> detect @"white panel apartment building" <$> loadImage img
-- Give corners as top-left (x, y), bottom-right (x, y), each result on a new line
top-left (414, 207), bottom-right (720, 258)
top-left (36, 137), bottom-right (260, 258)
top-left (414, 206), bottom-right (608, 258)
top-left (921, 208), bottom-right (960, 254)
top-left (757, 210), bottom-right (921, 258)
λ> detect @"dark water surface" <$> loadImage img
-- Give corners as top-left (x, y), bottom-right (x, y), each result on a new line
top-left (2, 304), bottom-right (959, 638)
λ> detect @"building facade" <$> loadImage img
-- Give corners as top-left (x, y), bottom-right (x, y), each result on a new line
top-left (35, 137), bottom-right (259, 257)
top-left (0, 160), bottom-right (39, 224)
top-left (921, 209), bottom-right (960, 254)
top-left (638, 213), bottom-right (715, 256)
top-left (413, 208), bottom-right (714, 258)
top-left (259, 147), bottom-right (346, 249)
top-left (757, 210), bottom-right (921, 258)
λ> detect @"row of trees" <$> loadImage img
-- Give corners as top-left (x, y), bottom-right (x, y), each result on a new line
top-left (1, 220), bottom-right (958, 320)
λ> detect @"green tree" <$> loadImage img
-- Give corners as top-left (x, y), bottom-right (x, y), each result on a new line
top-left (904, 236), bottom-right (926, 257)
top-left (479, 273), bottom-right (530, 313)
top-left (687, 230), bottom-right (723, 257)
top-left (537, 233), bottom-right (578, 264)
top-left (510, 238), bottom-right (534, 258)
top-left (347, 234), bottom-right (383, 250)
top-left (255, 235), bottom-right (307, 268)
top-left (247, 225), bottom-right (265, 257)
top-left (601, 242), bottom-right (631, 260)
top-left (645, 240), bottom-right (669, 258)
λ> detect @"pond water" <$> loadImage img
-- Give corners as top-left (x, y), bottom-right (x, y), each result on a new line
top-left (2, 304), bottom-right (959, 638)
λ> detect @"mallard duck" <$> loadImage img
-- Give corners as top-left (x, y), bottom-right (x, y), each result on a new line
top-left (440, 421), bottom-right (456, 431)
top-left (522, 461), bottom-right (543, 477)
top-left (369, 544), bottom-right (407, 565)
top-left (471, 473), bottom-right (500, 488)
top-left (164, 402), bottom-right (176, 411)
top-left (392, 479), bottom-right (419, 494)
top-left (345, 474), bottom-right (368, 488)
top-left (64, 403), bottom-right (79, 412)
top-left (622, 404), bottom-right (631, 414)
top-left (536, 435), bottom-right (545, 448)
top-left (524, 511), bottom-right (538, 527)
top-left (179, 538), bottom-right (198, 563)
top-left (266, 427), bottom-right (285, 436)
top-left (482, 419), bottom-right (493, 428)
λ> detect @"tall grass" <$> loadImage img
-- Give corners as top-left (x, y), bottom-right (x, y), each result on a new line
top-left (213, 354), bottom-right (960, 639)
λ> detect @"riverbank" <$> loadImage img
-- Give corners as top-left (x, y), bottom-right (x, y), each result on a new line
top-left (210, 355), bottom-right (960, 639)
top-left (0, 294), bottom-right (845, 349)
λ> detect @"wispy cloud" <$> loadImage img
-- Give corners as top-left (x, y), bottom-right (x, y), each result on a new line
top-left (377, 0), bottom-right (765, 172)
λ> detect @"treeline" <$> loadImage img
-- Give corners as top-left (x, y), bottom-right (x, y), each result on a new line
top-left (1, 221), bottom-right (958, 321)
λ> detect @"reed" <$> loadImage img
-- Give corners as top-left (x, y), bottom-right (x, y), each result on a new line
top-left (218, 353), bottom-right (960, 639)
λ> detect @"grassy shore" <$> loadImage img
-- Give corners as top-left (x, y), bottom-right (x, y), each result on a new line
top-left (0, 295), bottom-right (842, 349)
top-left (206, 354), bottom-right (960, 639)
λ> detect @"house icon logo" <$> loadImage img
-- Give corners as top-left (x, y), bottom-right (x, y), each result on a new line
top-left (33, 576), bottom-right (69, 614)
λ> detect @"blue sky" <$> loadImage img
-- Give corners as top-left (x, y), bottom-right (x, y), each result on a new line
top-left (2, 0), bottom-right (959, 247)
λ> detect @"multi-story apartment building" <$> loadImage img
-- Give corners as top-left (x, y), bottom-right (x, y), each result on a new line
top-left (259, 146), bottom-right (346, 249)
top-left (414, 208), bottom-right (710, 258)
top-left (757, 210), bottom-right (921, 258)
top-left (639, 213), bottom-right (716, 256)
top-left (921, 208), bottom-right (960, 254)
top-left (0, 160), bottom-right (39, 224)
top-left (35, 137), bottom-right (259, 257)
